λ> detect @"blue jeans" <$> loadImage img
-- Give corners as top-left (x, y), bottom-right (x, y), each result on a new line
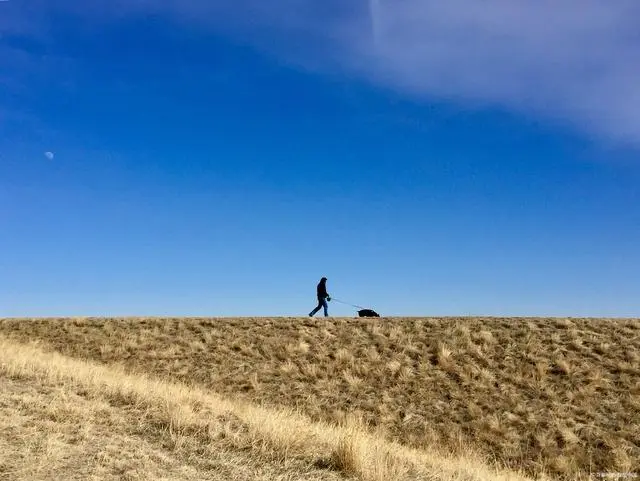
top-left (309, 299), bottom-right (328, 317)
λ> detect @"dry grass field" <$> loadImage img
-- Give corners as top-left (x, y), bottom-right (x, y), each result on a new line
top-left (0, 333), bottom-right (529, 481)
top-left (0, 316), bottom-right (638, 480)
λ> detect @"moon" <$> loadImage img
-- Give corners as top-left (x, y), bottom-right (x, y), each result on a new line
top-left (44, 151), bottom-right (54, 160)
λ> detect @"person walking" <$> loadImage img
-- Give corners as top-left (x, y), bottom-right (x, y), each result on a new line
top-left (309, 277), bottom-right (331, 317)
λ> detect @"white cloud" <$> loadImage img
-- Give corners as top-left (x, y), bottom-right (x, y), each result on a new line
top-left (3, 0), bottom-right (640, 144)
top-left (355, 0), bottom-right (640, 143)
top-left (94, 0), bottom-right (640, 143)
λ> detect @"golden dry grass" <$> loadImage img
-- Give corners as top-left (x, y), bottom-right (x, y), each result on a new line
top-left (0, 336), bottom-right (533, 481)
top-left (1, 316), bottom-right (639, 479)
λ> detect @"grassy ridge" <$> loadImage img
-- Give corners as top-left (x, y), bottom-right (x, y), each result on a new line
top-left (0, 337), bottom-right (532, 481)
top-left (1, 316), bottom-right (638, 478)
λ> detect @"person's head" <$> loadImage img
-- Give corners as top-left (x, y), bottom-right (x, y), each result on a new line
top-left (321, 277), bottom-right (327, 282)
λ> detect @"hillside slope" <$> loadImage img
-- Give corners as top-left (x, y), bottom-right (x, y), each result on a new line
top-left (1, 316), bottom-right (638, 478)
top-left (0, 337), bottom-right (531, 481)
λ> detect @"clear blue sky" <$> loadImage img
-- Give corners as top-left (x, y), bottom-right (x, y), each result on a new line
top-left (1, 1), bottom-right (639, 317)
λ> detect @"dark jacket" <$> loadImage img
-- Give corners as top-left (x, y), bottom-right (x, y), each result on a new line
top-left (317, 279), bottom-right (329, 301)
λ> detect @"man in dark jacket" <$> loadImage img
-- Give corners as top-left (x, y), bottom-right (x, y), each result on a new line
top-left (309, 277), bottom-right (331, 317)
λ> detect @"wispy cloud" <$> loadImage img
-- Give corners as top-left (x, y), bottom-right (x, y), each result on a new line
top-left (360, 1), bottom-right (640, 143)
top-left (2, 0), bottom-right (640, 143)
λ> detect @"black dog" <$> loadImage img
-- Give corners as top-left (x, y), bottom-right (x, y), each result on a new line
top-left (358, 309), bottom-right (380, 318)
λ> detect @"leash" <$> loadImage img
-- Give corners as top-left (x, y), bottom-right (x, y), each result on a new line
top-left (331, 298), bottom-right (366, 310)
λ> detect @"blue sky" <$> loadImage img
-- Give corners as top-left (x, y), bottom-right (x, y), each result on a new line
top-left (1, 1), bottom-right (639, 317)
